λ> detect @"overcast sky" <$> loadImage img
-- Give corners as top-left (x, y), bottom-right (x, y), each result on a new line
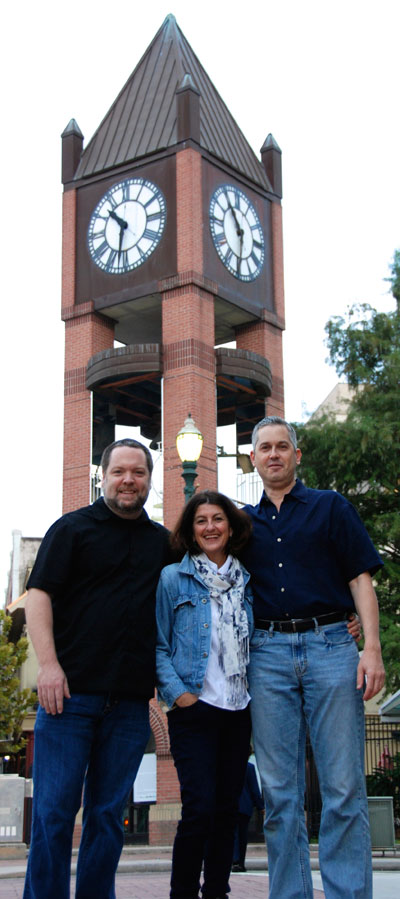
top-left (1, 0), bottom-right (399, 596)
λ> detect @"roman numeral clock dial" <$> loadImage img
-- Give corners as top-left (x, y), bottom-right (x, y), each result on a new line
top-left (87, 177), bottom-right (166, 274)
top-left (209, 185), bottom-right (265, 282)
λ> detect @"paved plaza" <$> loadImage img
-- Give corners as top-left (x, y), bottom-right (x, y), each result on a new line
top-left (3, 869), bottom-right (400, 898)
top-left (0, 870), bottom-right (325, 899)
top-left (1, 847), bottom-right (400, 899)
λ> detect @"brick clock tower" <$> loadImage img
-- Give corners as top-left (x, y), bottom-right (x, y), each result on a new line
top-left (61, 14), bottom-right (285, 526)
top-left (60, 14), bottom-right (285, 845)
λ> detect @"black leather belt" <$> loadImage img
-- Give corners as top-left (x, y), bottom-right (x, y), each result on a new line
top-left (254, 610), bottom-right (349, 634)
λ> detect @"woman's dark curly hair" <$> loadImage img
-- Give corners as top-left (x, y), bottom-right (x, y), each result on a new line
top-left (170, 490), bottom-right (252, 557)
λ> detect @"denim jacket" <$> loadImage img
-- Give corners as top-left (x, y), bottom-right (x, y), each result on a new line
top-left (156, 552), bottom-right (254, 709)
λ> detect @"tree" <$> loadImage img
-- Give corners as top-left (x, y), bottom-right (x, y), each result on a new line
top-left (296, 252), bottom-right (400, 694)
top-left (0, 610), bottom-right (34, 755)
top-left (386, 248), bottom-right (400, 311)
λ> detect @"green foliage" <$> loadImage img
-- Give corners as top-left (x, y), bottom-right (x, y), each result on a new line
top-left (385, 249), bottom-right (400, 310)
top-left (325, 302), bottom-right (400, 390)
top-left (0, 610), bottom-right (34, 754)
top-left (366, 751), bottom-right (400, 821)
top-left (296, 253), bottom-right (400, 695)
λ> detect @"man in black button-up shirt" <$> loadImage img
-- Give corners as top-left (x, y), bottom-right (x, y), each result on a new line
top-left (243, 417), bottom-right (385, 899)
top-left (23, 439), bottom-right (172, 899)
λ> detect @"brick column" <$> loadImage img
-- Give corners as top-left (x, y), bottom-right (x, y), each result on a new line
top-left (162, 149), bottom-right (217, 529)
top-left (62, 307), bottom-right (114, 512)
top-left (148, 699), bottom-right (180, 845)
top-left (61, 188), bottom-right (114, 513)
top-left (236, 318), bottom-right (284, 419)
top-left (270, 201), bottom-right (285, 325)
top-left (236, 200), bottom-right (285, 420)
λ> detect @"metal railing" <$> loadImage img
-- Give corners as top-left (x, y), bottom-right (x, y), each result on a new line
top-left (305, 715), bottom-right (400, 838)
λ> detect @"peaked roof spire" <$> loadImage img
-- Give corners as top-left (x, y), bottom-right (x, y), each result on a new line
top-left (74, 16), bottom-right (273, 192)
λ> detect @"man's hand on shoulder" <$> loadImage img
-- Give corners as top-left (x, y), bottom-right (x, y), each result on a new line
top-left (347, 613), bottom-right (361, 641)
top-left (37, 661), bottom-right (71, 715)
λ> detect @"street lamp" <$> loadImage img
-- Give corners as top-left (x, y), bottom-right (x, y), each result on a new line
top-left (176, 413), bottom-right (204, 503)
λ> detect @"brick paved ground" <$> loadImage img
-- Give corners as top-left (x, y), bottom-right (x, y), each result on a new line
top-left (0, 871), bottom-right (326, 899)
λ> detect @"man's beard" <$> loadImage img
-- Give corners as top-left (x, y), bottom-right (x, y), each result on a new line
top-left (104, 489), bottom-right (149, 518)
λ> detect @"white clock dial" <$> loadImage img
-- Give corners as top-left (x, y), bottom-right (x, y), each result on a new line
top-left (209, 185), bottom-right (265, 282)
top-left (88, 177), bottom-right (166, 274)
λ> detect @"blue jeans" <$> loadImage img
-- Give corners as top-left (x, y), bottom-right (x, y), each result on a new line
top-left (23, 693), bottom-right (150, 899)
top-left (168, 700), bottom-right (251, 899)
top-left (248, 621), bottom-right (372, 899)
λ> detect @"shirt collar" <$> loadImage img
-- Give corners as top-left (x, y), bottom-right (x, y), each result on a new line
top-left (91, 496), bottom-right (153, 525)
top-left (259, 478), bottom-right (308, 510)
top-left (207, 554), bottom-right (232, 575)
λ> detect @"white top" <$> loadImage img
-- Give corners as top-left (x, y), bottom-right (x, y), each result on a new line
top-left (199, 555), bottom-right (250, 711)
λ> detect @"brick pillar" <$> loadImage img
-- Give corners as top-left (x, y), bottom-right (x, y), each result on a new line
top-left (149, 754), bottom-right (181, 844)
top-left (148, 699), bottom-right (181, 845)
top-left (270, 202), bottom-right (285, 326)
top-left (236, 318), bottom-right (284, 419)
top-left (162, 149), bottom-right (217, 529)
top-left (62, 308), bottom-right (114, 512)
top-left (236, 200), bottom-right (285, 420)
top-left (61, 184), bottom-right (114, 512)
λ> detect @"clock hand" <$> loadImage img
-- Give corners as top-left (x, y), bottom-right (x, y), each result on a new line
top-left (118, 224), bottom-right (125, 261)
top-left (225, 196), bottom-right (244, 238)
top-left (108, 208), bottom-right (128, 230)
top-left (107, 208), bottom-right (128, 263)
top-left (238, 229), bottom-right (244, 274)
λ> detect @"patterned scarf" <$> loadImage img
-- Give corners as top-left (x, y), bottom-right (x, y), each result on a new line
top-left (192, 552), bottom-right (249, 706)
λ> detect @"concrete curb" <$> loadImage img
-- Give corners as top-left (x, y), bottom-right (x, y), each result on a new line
top-left (1, 851), bottom-right (399, 879)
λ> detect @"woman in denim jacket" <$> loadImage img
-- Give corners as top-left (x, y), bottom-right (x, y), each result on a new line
top-left (156, 490), bottom-right (253, 899)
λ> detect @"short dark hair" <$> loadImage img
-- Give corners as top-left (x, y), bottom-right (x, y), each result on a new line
top-left (252, 416), bottom-right (298, 451)
top-left (170, 490), bottom-right (252, 557)
top-left (100, 439), bottom-right (153, 476)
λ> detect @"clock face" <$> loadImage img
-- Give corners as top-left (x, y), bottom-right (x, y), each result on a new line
top-left (87, 177), bottom-right (166, 274)
top-left (209, 185), bottom-right (265, 282)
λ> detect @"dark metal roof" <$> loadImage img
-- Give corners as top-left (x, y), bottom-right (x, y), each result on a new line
top-left (75, 14), bottom-right (272, 191)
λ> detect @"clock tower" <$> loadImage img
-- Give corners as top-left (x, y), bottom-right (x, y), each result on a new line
top-left (61, 15), bottom-right (285, 526)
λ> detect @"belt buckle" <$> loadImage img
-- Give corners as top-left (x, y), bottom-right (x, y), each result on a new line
top-left (277, 620), bottom-right (296, 632)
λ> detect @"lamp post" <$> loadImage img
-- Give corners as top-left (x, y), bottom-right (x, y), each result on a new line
top-left (176, 413), bottom-right (204, 503)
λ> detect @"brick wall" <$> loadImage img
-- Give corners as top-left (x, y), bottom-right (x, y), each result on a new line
top-left (148, 698), bottom-right (181, 844)
top-left (236, 318), bottom-right (284, 418)
top-left (61, 190), bottom-right (76, 315)
top-left (176, 148), bottom-right (203, 273)
top-left (271, 202), bottom-right (285, 325)
top-left (162, 149), bottom-right (218, 529)
top-left (61, 185), bottom-right (115, 512)
top-left (236, 200), bottom-right (285, 419)
top-left (62, 310), bottom-right (114, 512)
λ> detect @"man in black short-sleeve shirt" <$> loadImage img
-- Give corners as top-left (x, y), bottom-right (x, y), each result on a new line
top-left (23, 439), bottom-right (172, 899)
